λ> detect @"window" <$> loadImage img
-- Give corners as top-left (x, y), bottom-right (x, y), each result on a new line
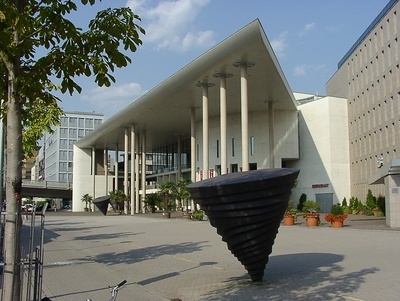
top-left (69, 117), bottom-right (77, 127)
top-left (78, 118), bottom-right (84, 127)
top-left (85, 118), bottom-right (94, 128)
top-left (250, 136), bottom-right (255, 156)
top-left (60, 117), bottom-right (68, 126)
top-left (216, 140), bottom-right (219, 158)
top-left (78, 129), bottom-right (85, 138)
top-left (231, 138), bottom-right (235, 157)
top-left (69, 128), bottom-right (77, 138)
top-left (94, 119), bottom-right (102, 128)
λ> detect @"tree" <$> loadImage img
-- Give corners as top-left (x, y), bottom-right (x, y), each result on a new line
top-left (158, 181), bottom-right (175, 213)
top-left (81, 193), bottom-right (93, 212)
top-left (0, 1), bottom-right (144, 299)
top-left (173, 178), bottom-right (192, 212)
top-left (109, 189), bottom-right (127, 214)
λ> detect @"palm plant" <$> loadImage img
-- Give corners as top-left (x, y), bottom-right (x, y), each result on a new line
top-left (81, 193), bottom-right (93, 212)
top-left (158, 181), bottom-right (175, 214)
top-left (174, 178), bottom-right (192, 212)
top-left (109, 190), bottom-right (127, 214)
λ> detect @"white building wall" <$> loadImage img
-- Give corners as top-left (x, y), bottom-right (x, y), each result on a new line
top-left (288, 96), bottom-right (351, 210)
top-left (73, 146), bottom-right (116, 212)
top-left (195, 109), bottom-right (299, 178)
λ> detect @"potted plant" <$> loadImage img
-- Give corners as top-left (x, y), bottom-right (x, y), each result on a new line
top-left (324, 203), bottom-right (348, 228)
top-left (109, 190), bottom-right (127, 214)
top-left (144, 193), bottom-right (160, 213)
top-left (81, 193), bottom-right (93, 212)
top-left (158, 181), bottom-right (175, 218)
top-left (302, 200), bottom-right (320, 227)
top-left (283, 200), bottom-right (297, 226)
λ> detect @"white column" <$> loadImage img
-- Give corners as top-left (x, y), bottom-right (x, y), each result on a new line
top-left (241, 66), bottom-right (249, 172)
top-left (177, 136), bottom-right (182, 180)
top-left (190, 107), bottom-right (196, 211)
top-left (135, 134), bottom-right (140, 213)
top-left (190, 107), bottom-right (196, 183)
top-left (141, 132), bottom-right (146, 212)
top-left (114, 144), bottom-right (118, 191)
top-left (234, 61), bottom-right (254, 172)
top-left (104, 149), bottom-right (108, 195)
top-left (92, 146), bottom-right (96, 211)
top-left (213, 72), bottom-right (232, 175)
top-left (124, 128), bottom-right (129, 214)
top-left (130, 125), bottom-right (135, 215)
top-left (196, 82), bottom-right (214, 179)
top-left (268, 100), bottom-right (275, 168)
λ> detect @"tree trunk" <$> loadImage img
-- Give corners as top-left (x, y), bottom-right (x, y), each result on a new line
top-left (3, 9), bottom-right (24, 299)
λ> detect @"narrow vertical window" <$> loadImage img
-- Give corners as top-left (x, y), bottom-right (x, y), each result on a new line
top-left (232, 138), bottom-right (235, 157)
top-left (216, 140), bottom-right (219, 158)
top-left (250, 136), bottom-right (255, 156)
top-left (196, 144), bottom-right (199, 161)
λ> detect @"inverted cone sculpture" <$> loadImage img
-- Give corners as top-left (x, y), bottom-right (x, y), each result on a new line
top-left (92, 195), bottom-right (112, 215)
top-left (187, 168), bottom-right (299, 282)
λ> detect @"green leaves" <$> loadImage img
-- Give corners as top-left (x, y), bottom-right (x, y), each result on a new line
top-left (1, 0), bottom-right (145, 156)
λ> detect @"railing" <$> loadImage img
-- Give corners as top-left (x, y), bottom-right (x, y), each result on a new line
top-left (22, 180), bottom-right (72, 190)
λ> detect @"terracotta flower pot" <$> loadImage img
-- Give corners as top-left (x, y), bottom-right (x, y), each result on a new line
top-left (331, 220), bottom-right (344, 228)
top-left (283, 215), bottom-right (295, 226)
top-left (306, 216), bottom-right (319, 227)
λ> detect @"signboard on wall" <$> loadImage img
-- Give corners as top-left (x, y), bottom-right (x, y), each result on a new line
top-left (312, 184), bottom-right (329, 188)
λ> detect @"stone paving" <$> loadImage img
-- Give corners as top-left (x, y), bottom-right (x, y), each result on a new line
top-left (36, 211), bottom-right (399, 301)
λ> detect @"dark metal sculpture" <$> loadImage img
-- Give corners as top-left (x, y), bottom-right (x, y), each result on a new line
top-left (92, 195), bottom-right (112, 215)
top-left (187, 168), bottom-right (299, 282)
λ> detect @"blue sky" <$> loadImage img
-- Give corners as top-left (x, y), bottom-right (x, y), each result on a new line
top-left (59, 0), bottom-right (390, 119)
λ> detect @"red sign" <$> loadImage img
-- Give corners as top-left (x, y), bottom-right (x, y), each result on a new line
top-left (312, 184), bottom-right (329, 188)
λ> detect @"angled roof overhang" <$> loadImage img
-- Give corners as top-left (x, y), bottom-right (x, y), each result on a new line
top-left (76, 19), bottom-right (297, 151)
top-left (369, 158), bottom-right (400, 185)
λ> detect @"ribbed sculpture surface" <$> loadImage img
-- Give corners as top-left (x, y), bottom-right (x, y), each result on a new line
top-left (187, 168), bottom-right (299, 282)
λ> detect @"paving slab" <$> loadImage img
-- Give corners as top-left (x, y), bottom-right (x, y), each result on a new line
top-left (37, 211), bottom-right (399, 301)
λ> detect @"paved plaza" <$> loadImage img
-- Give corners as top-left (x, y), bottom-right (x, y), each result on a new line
top-left (37, 211), bottom-right (399, 301)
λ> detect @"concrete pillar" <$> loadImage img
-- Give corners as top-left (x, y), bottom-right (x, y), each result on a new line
top-left (213, 72), bottom-right (232, 175)
top-left (135, 134), bottom-right (140, 213)
top-left (141, 132), bottom-right (146, 212)
top-left (92, 146), bottom-right (96, 211)
top-left (130, 125), bottom-right (135, 215)
top-left (177, 136), bottom-right (182, 180)
top-left (268, 100), bottom-right (275, 168)
top-left (233, 60), bottom-right (254, 172)
top-left (190, 107), bottom-right (196, 182)
top-left (104, 148), bottom-right (108, 195)
top-left (124, 128), bottom-right (129, 214)
top-left (114, 144), bottom-right (118, 191)
top-left (196, 82), bottom-right (214, 179)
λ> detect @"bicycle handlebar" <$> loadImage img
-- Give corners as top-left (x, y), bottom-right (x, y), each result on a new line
top-left (116, 280), bottom-right (127, 288)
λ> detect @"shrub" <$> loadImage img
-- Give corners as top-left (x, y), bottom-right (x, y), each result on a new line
top-left (297, 193), bottom-right (307, 211)
top-left (376, 195), bottom-right (386, 216)
top-left (192, 210), bottom-right (204, 221)
top-left (330, 203), bottom-right (344, 216)
top-left (302, 200), bottom-right (320, 213)
top-left (366, 189), bottom-right (377, 210)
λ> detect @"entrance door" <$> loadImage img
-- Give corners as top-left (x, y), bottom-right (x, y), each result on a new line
top-left (315, 193), bottom-right (333, 213)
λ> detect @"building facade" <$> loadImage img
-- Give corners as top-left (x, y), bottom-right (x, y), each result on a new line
top-left (43, 111), bottom-right (104, 182)
top-left (72, 3), bottom-right (400, 227)
top-left (327, 0), bottom-right (400, 201)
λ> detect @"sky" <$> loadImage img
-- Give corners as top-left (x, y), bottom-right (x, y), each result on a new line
top-left (58, 0), bottom-right (391, 119)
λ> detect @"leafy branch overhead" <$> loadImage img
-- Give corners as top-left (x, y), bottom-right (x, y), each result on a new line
top-left (0, 0), bottom-right (145, 156)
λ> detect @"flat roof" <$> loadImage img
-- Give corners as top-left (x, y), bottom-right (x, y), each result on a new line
top-left (76, 19), bottom-right (297, 152)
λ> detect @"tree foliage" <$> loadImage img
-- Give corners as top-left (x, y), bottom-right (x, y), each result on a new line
top-left (0, 1), bottom-right (144, 299)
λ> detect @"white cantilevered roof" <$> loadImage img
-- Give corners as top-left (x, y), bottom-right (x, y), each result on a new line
top-left (75, 19), bottom-right (297, 152)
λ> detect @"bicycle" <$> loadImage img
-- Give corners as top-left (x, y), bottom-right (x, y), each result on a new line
top-left (41, 279), bottom-right (127, 301)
